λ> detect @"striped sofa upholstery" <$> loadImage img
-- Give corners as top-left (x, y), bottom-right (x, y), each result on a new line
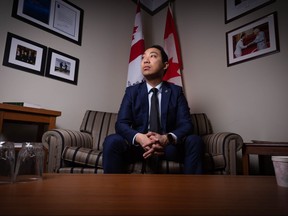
top-left (42, 110), bottom-right (243, 175)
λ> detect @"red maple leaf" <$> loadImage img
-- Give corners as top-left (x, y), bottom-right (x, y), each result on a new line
top-left (131, 26), bottom-right (138, 40)
top-left (163, 58), bottom-right (181, 81)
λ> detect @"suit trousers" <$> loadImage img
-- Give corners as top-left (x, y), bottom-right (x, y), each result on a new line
top-left (102, 134), bottom-right (203, 174)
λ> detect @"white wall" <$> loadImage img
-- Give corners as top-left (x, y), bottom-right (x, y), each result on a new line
top-left (149, 0), bottom-right (288, 143)
top-left (0, 0), bottom-right (135, 132)
top-left (0, 0), bottom-right (287, 143)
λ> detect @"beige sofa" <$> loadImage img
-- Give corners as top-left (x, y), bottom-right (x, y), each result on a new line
top-left (42, 110), bottom-right (243, 175)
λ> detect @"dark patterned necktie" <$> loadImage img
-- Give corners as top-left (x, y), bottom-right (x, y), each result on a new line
top-left (150, 88), bottom-right (161, 133)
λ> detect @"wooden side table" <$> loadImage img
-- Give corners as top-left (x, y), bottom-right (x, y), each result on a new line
top-left (0, 103), bottom-right (61, 172)
top-left (242, 141), bottom-right (288, 175)
top-left (0, 103), bottom-right (61, 141)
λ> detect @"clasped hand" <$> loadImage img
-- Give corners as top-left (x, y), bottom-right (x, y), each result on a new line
top-left (136, 132), bottom-right (168, 159)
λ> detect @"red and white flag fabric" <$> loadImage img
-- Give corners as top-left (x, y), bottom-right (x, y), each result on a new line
top-left (126, 1), bottom-right (145, 87)
top-left (163, 5), bottom-right (183, 87)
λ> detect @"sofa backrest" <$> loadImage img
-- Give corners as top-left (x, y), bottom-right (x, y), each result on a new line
top-left (80, 111), bottom-right (117, 150)
top-left (80, 110), bottom-right (212, 150)
top-left (191, 113), bottom-right (213, 135)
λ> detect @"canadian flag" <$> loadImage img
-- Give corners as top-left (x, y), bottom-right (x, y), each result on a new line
top-left (163, 5), bottom-right (183, 87)
top-left (126, 1), bottom-right (145, 87)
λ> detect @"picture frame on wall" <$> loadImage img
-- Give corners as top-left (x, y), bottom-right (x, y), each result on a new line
top-left (12, 0), bottom-right (84, 45)
top-left (224, 0), bottom-right (276, 23)
top-left (45, 48), bottom-right (79, 85)
top-left (226, 12), bottom-right (279, 67)
top-left (2, 32), bottom-right (47, 76)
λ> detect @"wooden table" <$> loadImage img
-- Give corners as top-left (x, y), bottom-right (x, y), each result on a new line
top-left (242, 142), bottom-right (288, 175)
top-left (0, 103), bottom-right (61, 141)
top-left (0, 174), bottom-right (287, 215)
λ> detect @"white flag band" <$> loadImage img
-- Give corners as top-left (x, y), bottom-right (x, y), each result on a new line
top-left (127, 2), bottom-right (145, 87)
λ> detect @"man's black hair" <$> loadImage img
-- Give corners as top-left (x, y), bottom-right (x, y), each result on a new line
top-left (151, 45), bottom-right (168, 63)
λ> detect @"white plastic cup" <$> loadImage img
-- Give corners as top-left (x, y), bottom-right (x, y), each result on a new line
top-left (272, 156), bottom-right (288, 188)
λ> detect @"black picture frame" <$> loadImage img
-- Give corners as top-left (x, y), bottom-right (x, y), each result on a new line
top-left (12, 0), bottom-right (84, 45)
top-left (226, 12), bottom-right (279, 67)
top-left (224, 0), bottom-right (276, 23)
top-left (45, 48), bottom-right (79, 85)
top-left (2, 32), bottom-right (47, 76)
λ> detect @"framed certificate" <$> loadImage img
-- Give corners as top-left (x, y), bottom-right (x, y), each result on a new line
top-left (12, 0), bottom-right (84, 45)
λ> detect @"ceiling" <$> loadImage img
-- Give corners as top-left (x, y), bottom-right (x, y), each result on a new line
top-left (132, 0), bottom-right (173, 15)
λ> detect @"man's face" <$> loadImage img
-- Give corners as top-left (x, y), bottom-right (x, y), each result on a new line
top-left (141, 47), bottom-right (168, 79)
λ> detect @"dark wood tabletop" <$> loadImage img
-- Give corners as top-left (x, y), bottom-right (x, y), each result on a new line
top-left (1, 174), bottom-right (287, 215)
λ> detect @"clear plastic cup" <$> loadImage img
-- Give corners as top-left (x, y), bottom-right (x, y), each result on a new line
top-left (14, 142), bottom-right (44, 183)
top-left (0, 141), bottom-right (15, 184)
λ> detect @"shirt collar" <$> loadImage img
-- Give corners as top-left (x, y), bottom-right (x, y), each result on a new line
top-left (146, 82), bottom-right (162, 93)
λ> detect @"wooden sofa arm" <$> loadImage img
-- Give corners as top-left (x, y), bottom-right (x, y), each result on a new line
top-left (202, 132), bottom-right (243, 175)
top-left (42, 129), bottom-right (93, 173)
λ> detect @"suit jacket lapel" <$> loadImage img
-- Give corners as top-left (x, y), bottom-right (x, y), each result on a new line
top-left (139, 83), bottom-right (149, 131)
top-left (161, 83), bottom-right (171, 133)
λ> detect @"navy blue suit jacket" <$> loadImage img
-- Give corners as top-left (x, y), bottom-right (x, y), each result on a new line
top-left (115, 81), bottom-right (193, 144)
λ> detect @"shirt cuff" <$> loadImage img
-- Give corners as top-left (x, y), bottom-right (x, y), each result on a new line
top-left (168, 132), bottom-right (177, 143)
top-left (132, 133), bottom-right (140, 146)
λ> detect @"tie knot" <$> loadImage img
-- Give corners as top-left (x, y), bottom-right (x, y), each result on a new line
top-left (151, 88), bottom-right (158, 94)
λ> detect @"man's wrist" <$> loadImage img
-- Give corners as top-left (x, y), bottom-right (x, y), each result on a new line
top-left (133, 133), bottom-right (141, 146)
top-left (166, 133), bottom-right (176, 144)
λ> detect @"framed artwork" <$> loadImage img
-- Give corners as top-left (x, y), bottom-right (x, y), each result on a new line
top-left (2, 32), bottom-right (47, 76)
top-left (45, 48), bottom-right (79, 85)
top-left (225, 0), bottom-right (276, 23)
top-left (12, 0), bottom-right (84, 45)
top-left (226, 12), bottom-right (279, 67)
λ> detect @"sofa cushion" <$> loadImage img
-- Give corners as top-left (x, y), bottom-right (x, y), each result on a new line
top-left (57, 167), bottom-right (103, 174)
top-left (203, 153), bottom-right (225, 174)
top-left (127, 160), bottom-right (184, 174)
top-left (61, 146), bottom-right (185, 174)
top-left (61, 146), bottom-right (225, 174)
top-left (62, 146), bottom-right (103, 169)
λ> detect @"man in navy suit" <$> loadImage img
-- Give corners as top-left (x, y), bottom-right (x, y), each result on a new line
top-left (103, 45), bottom-right (203, 174)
